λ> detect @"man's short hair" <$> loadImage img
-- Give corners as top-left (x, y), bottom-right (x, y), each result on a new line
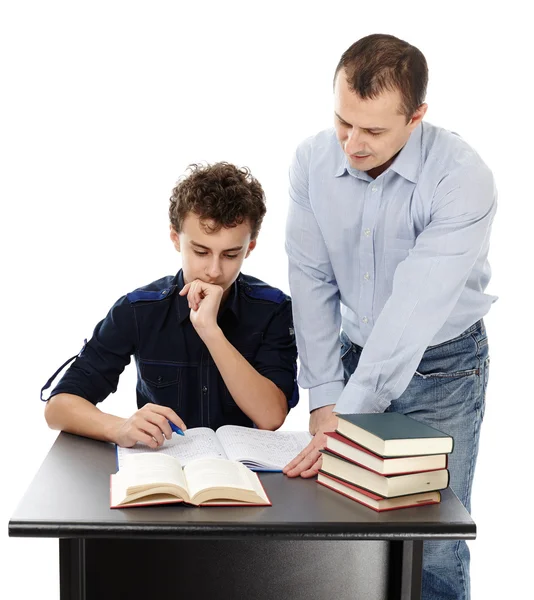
top-left (334, 33), bottom-right (428, 121)
top-left (169, 162), bottom-right (267, 239)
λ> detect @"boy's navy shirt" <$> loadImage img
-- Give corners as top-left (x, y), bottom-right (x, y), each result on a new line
top-left (46, 270), bottom-right (299, 430)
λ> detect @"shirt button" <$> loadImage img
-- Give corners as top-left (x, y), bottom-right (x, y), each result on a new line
top-left (364, 228), bottom-right (371, 237)
top-left (362, 316), bottom-right (369, 324)
top-left (202, 386), bottom-right (208, 394)
top-left (371, 185), bottom-right (378, 192)
top-left (364, 272), bottom-right (370, 281)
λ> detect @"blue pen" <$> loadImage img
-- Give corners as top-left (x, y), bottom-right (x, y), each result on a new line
top-left (168, 421), bottom-right (185, 436)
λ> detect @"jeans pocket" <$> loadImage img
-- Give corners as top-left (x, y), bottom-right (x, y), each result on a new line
top-left (414, 367), bottom-right (479, 380)
top-left (480, 356), bottom-right (490, 419)
top-left (415, 330), bottom-right (481, 380)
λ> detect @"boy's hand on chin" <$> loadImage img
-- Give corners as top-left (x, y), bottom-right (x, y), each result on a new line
top-left (180, 280), bottom-right (225, 339)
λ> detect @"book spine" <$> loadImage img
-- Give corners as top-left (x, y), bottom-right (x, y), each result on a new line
top-left (325, 447), bottom-right (446, 476)
top-left (317, 480), bottom-right (440, 512)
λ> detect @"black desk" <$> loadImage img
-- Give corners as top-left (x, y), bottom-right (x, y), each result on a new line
top-left (9, 433), bottom-right (475, 600)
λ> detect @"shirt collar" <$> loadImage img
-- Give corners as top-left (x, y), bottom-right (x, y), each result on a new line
top-left (334, 122), bottom-right (423, 184)
top-left (388, 122), bottom-right (422, 183)
top-left (220, 276), bottom-right (240, 321)
top-left (174, 270), bottom-right (240, 325)
top-left (334, 154), bottom-right (349, 178)
top-left (175, 270), bottom-right (190, 325)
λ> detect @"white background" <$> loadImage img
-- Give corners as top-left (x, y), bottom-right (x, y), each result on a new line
top-left (1, 1), bottom-right (532, 598)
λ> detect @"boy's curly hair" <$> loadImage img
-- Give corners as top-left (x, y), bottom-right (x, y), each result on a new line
top-left (169, 162), bottom-right (266, 239)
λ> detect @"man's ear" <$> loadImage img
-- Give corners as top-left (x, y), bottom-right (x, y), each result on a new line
top-left (408, 103), bottom-right (428, 131)
top-left (170, 226), bottom-right (181, 252)
top-left (245, 239), bottom-right (257, 258)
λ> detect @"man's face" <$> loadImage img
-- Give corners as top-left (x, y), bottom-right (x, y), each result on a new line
top-left (334, 70), bottom-right (426, 176)
top-left (170, 212), bottom-right (256, 296)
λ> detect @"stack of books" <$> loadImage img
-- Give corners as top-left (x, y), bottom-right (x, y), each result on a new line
top-left (318, 413), bottom-right (454, 512)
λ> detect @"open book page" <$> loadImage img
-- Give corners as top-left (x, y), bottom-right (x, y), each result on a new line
top-left (119, 453), bottom-right (187, 490)
top-left (184, 458), bottom-right (268, 504)
top-left (111, 453), bottom-right (189, 507)
top-left (215, 425), bottom-right (313, 470)
top-left (117, 427), bottom-right (228, 468)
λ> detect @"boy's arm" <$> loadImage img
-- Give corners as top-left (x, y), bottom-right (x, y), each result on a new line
top-left (202, 334), bottom-right (288, 430)
top-left (45, 393), bottom-right (186, 447)
top-left (43, 295), bottom-right (186, 446)
top-left (181, 280), bottom-right (296, 430)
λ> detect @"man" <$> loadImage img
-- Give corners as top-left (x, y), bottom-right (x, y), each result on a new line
top-left (43, 162), bottom-right (298, 447)
top-left (283, 34), bottom-right (496, 600)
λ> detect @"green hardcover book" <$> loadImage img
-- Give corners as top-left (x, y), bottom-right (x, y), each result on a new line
top-left (336, 413), bottom-right (454, 458)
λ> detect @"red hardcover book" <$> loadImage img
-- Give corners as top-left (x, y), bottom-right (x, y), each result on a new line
top-left (317, 471), bottom-right (441, 512)
top-left (320, 450), bottom-right (449, 497)
top-left (325, 432), bottom-right (448, 476)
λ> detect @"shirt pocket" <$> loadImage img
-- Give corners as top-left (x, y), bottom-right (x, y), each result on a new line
top-left (384, 238), bottom-right (414, 281)
top-left (139, 361), bottom-right (182, 411)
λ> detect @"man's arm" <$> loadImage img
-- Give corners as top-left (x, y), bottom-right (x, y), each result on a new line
top-left (180, 280), bottom-right (293, 430)
top-left (335, 164), bottom-right (497, 415)
top-left (282, 140), bottom-right (347, 477)
top-left (285, 140), bottom-right (345, 412)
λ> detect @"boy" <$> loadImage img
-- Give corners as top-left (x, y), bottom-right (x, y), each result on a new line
top-left (43, 162), bottom-right (298, 447)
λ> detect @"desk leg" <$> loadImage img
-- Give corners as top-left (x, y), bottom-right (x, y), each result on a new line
top-left (59, 539), bottom-right (86, 600)
top-left (397, 540), bottom-right (423, 600)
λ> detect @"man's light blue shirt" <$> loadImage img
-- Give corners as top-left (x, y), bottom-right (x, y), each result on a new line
top-left (286, 122), bottom-right (497, 414)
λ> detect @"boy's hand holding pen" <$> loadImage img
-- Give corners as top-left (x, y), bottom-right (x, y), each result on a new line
top-left (114, 403), bottom-right (186, 448)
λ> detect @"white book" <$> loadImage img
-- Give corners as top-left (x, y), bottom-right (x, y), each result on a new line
top-left (116, 425), bottom-right (312, 471)
top-left (111, 454), bottom-right (271, 508)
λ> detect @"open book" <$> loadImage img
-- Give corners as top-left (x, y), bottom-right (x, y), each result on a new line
top-left (116, 425), bottom-right (312, 472)
top-left (111, 453), bottom-right (271, 508)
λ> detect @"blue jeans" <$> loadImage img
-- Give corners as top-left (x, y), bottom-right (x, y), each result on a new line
top-left (340, 320), bottom-right (489, 600)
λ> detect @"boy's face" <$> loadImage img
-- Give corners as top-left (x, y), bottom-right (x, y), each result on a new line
top-left (170, 212), bottom-right (256, 295)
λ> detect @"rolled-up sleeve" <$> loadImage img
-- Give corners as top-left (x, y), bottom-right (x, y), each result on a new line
top-left (252, 299), bottom-right (299, 409)
top-left (285, 140), bottom-right (345, 411)
top-left (335, 164), bottom-right (497, 414)
top-left (50, 296), bottom-right (137, 404)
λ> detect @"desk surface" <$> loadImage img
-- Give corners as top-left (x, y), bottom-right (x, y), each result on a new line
top-left (9, 432), bottom-right (476, 541)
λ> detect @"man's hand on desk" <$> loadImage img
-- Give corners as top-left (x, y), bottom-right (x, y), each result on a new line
top-left (283, 405), bottom-right (338, 478)
top-left (113, 404), bottom-right (187, 449)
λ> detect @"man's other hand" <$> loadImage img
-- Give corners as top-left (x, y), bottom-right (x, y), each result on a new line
top-left (283, 405), bottom-right (337, 478)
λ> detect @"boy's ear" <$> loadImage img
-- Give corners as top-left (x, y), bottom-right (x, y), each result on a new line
top-left (170, 226), bottom-right (181, 252)
top-left (245, 239), bottom-right (257, 258)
